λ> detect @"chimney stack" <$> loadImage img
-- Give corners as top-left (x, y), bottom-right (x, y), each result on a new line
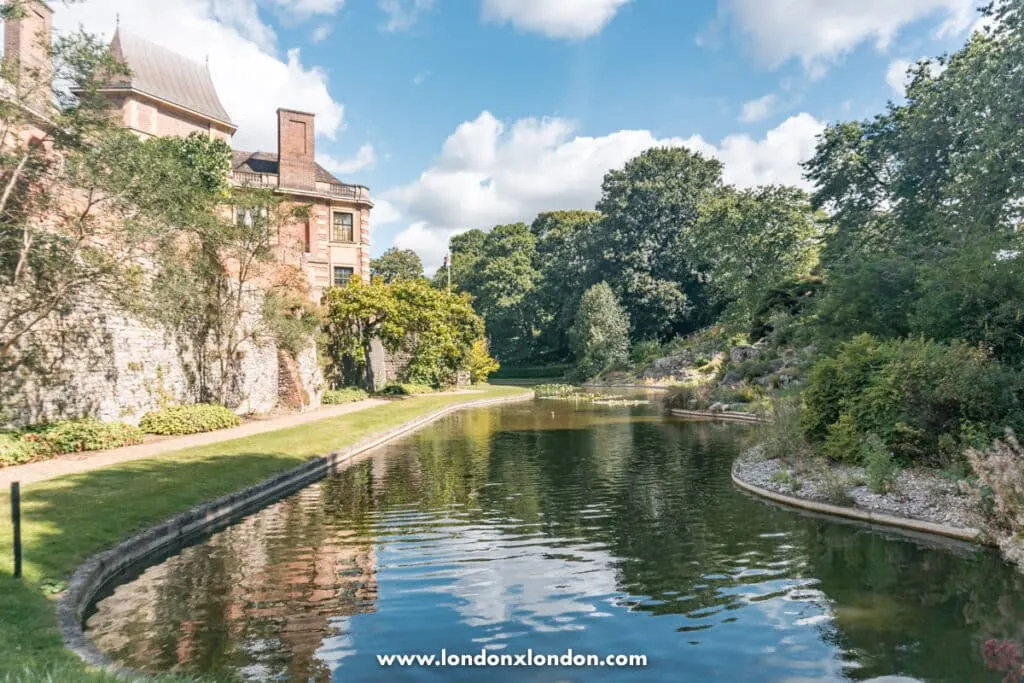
top-left (277, 108), bottom-right (317, 191)
top-left (3, 0), bottom-right (53, 113)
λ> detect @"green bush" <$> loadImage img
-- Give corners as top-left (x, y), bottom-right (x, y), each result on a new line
top-left (666, 383), bottom-right (712, 411)
top-left (0, 419), bottom-right (145, 466)
top-left (802, 335), bottom-right (1022, 467)
top-left (630, 339), bottom-right (663, 367)
top-left (822, 412), bottom-right (860, 464)
top-left (322, 388), bottom-right (369, 405)
top-left (138, 404), bottom-right (241, 435)
top-left (377, 383), bottom-right (436, 397)
top-left (863, 433), bottom-right (898, 494)
top-left (758, 396), bottom-right (812, 463)
top-left (735, 358), bottom-right (774, 382)
top-left (711, 383), bottom-right (760, 405)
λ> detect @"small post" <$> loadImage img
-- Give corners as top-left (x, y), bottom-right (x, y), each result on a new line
top-left (445, 250), bottom-right (452, 291)
top-left (11, 482), bottom-right (21, 579)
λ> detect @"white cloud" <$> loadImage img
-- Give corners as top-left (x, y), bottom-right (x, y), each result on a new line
top-left (384, 111), bottom-right (823, 272)
top-left (720, 0), bottom-right (980, 74)
top-left (319, 143), bottom-right (377, 175)
top-left (683, 113), bottom-right (825, 190)
top-left (371, 198), bottom-right (402, 227)
top-left (886, 58), bottom-right (914, 96)
top-left (378, 0), bottom-right (434, 32)
top-left (53, 0), bottom-right (345, 152)
top-left (270, 0), bottom-right (345, 16)
top-left (739, 93), bottom-right (777, 123)
top-left (310, 23), bottom-right (332, 43)
top-left (886, 57), bottom-right (948, 97)
top-left (481, 0), bottom-right (631, 39)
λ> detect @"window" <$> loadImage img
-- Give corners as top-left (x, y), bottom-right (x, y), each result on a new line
top-left (333, 266), bottom-right (354, 287)
top-left (332, 211), bottom-right (354, 242)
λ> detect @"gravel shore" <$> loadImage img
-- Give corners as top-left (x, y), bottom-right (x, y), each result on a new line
top-left (733, 447), bottom-right (981, 532)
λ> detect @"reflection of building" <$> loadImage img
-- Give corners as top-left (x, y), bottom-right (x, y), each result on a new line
top-left (4, 1), bottom-right (373, 302)
top-left (86, 483), bottom-right (379, 681)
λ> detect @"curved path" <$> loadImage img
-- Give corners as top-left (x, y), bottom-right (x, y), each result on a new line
top-left (0, 399), bottom-right (394, 486)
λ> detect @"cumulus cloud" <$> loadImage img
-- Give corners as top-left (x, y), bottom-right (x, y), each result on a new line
top-left (719, 0), bottom-right (980, 74)
top-left (319, 143), bottom-right (377, 175)
top-left (683, 113), bottom-right (825, 190)
top-left (739, 93), bottom-right (777, 123)
top-left (481, 0), bottom-right (631, 39)
top-left (885, 57), bottom-right (949, 97)
top-left (53, 0), bottom-right (345, 152)
top-left (378, 0), bottom-right (434, 32)
top-left (385, 111), bottom-right (824, 272)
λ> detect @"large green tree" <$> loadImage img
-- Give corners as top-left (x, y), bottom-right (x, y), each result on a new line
top-left (593, 146), bottom-right (724, 342)
top-left (803, 0), bottom-right (1024, 360)
top-left (695, 185), bottom-right (824, 324)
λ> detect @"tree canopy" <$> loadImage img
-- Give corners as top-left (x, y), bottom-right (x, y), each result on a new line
top-left (371, 247), bottom-right (424, 283)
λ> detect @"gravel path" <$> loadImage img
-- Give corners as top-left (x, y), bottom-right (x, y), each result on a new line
top-left (733, 447), bottom-right (981, 531)
top-left (0, 399), bottom-right (391, 486)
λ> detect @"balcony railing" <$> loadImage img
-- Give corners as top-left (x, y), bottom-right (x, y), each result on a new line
top-left (229, 171), bottom-right (371, 201)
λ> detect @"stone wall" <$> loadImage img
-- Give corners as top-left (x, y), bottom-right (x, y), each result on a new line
top-left (0, 289), bottom-right (323, 428)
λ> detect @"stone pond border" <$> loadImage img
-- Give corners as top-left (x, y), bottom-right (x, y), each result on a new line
top-left (664, 407), bottom-right (988, 545)
top-left (730, 461), bottom-right (986, 545)
top-left (58, 391), bottom-right (533, 674)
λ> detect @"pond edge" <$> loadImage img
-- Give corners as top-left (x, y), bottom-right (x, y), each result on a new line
top-left (58, 391), bottom-right (533, 675)
top-left (730, 460), bottom-right (986, 545)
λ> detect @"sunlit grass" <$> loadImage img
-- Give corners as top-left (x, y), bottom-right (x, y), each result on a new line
top-left (0, 385), bottom-right (529, 680)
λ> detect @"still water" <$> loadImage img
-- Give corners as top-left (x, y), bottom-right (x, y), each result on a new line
top-left (86, 398), bottom-right (1024, 682)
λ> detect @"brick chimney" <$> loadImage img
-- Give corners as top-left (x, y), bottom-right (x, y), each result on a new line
top-left (3, 0), bottom-right (53, 113)
top-left (277, 108), bottom-right (317, 191)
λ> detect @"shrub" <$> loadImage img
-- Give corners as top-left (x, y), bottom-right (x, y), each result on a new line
top-left (964, 429), bottom-right (1024, 537)
top-left (711, 383), bottom-right (760, 405)
top-left (1, 419), bottom-right (145, 466)
top-left (822, 412), bottom-right (860, 464)
top-left (735, 358), bottom-right (773, 382)
top-left (666, 383), bottom-right (712, 411)
top-left (802, 335), bottom-right (1023, 467)
top-left (863, 433), bottom-right (898, 494)
top-left (819, 463), bottom-right (854, 506)
top-left (138, 405), bottom-right (241, 435)
top-left (0, 434), bottom-right (42, 466)
top-left (19, 419), bottom-right (145, 455)
top-left (757, 396), bottom-right (812, 464)
top-left (630, 339), bottom-right (663, 367)
top-left (467, 338), bottom-right (500, 384)
top-left (378, 383), bottom-right (436, 397)
top-left (322, 388), bottom-right (369, 405)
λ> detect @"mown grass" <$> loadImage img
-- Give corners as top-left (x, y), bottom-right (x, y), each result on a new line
top-left (0, 385), bottom-right (529, 681)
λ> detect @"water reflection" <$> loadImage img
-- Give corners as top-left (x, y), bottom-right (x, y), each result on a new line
top-left (86, 398), bottom-right (1024, 682)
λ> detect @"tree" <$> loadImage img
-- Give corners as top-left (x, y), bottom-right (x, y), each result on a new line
top-left (467, 338), bottom-right (500, 384)
top-left (371, 247), bottom-right (423, 283)
top-left (322, 277), bottom-right (487, 389)
top-left (432, 229), bottom-right (486, 291)
top-left (569, 282), bottom-right (630, 380)
top-left (530, 210), bottom-right (601, 361)
top-left (593, 146), bottom-right (724, 342)
top-left (0, 15), bottom-right (144, 377)
top-left (695, 185), bottom-right (824, 324)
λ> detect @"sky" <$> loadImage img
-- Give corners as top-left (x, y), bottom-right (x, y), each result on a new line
top-left (46, 0), bottom-right (989, 273)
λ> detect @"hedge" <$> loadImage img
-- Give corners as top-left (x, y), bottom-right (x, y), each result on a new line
top-left (138, 404), bottom-right (241, 436)
top-left (0, 419), bottom-right (144, 466)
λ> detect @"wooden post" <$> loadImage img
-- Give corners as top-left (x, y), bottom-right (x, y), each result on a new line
top-left (11, 482), bottom-right (21, 578)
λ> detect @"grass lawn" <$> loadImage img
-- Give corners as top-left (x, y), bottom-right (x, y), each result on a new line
top-left (0, 385), bottom-right (529, 682)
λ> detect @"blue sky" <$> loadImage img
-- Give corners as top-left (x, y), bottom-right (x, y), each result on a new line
top-left (53, 0), bottom-right (987, 271)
